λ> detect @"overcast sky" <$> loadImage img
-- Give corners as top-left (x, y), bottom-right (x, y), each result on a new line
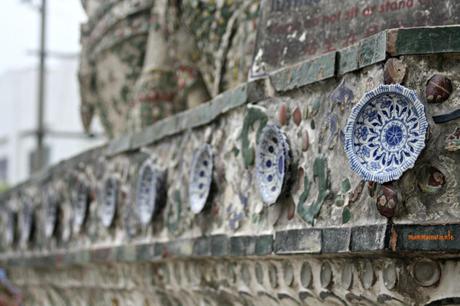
top-left (0, 0), bottom-right (86, 75)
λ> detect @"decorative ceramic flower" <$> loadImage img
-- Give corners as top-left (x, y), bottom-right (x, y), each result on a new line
top-left (344, 84), bottom-right (428, 183)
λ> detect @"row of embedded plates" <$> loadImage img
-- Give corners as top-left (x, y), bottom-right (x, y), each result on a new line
top-left (2, 125), bottom-right (292, 247)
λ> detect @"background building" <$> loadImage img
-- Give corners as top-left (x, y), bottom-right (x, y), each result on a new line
top-left (0, 58), bottom-right (104, 185)
top-left (0, 0), bottom-right (103, 186)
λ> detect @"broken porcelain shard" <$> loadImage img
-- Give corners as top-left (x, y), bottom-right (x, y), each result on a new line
top-left (189, 144), bottom-right (213, 214)
top-left (426, 74), bottom-right (453, 104)
top-left (302, 129), bottom-right (309, 152)
top-left (367, 181), bottom-right (377, 197)
top-left (445, 127), bottom-right (460, 152)
top-left (292, 106), bottom-right (302, 126)
top-left (417, 166), bottom-right (445, 194)
top-left (384, 58), bottom-right (407, 85)
top-left (412, 259), bottom-right (441, 287)
top-left (376, 184), bottom-right (398, 218)
top-left (383, 262), bottom-right (398, 290)
top-left (99, 176), bottom-right (118, 228)
top-left (350, 180), bottom-right (365, 204)
top-left (341, 263), bottom-right (354, 290)
top-left (433, 109), bottom-right (460, 124)
top-left (136, 159), bottom-right (166, 224)
top-left (320, 262), bottom-right (333, 288)
top-left (360, 260), bottom-right (375, 289)
top-left (344, 84), bottom-right (428, 183)
top-left (300, 261), bottom-right (312, 288)
top-left (256, 124), bottom-right (292, 206)
top-left (278, 103), bottom-right (289, 126)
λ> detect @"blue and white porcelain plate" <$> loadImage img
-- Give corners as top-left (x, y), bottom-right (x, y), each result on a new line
top-left (256, 124), bottom-right (291, 205)
top-left (136, 160), bottom-right (165, 224)
top-left (344, 84), bottom-right (428, 183)
top-left (189, 144), bottom-right (213, 214)
top-left (19, 201), bottom-right (33, 245)
top-left (73, 178), bottom-right (90, 233)
top-left (43, 190), bottom-right (58, 239)
top-left (3, 210), bottom-right (15, 246)
top-left (99, 176), bottom-right (118, 228)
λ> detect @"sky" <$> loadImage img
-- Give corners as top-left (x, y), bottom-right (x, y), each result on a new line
top-left (0, 0), bottom-right (86, 75)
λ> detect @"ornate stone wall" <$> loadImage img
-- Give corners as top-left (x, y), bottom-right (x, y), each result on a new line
top-left (79, 0), bottom-right (260, 137)
top-left (2, 27), bottom-right (460, 305)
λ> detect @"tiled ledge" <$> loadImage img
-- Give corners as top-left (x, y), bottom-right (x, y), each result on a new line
top-left (4, 223), bottom-right (460, 268)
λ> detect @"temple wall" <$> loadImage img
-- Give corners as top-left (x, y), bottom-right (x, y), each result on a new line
top-left (1, 27), bottom-right (460, 305)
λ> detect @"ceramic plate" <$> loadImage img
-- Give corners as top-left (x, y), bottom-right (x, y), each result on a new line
top-left (189, 144), bottom-right (213, 214)
top-left (100, 176), bottom-right (118, 228)
top-left (344, 84), bottom-right (428, 183)
top-left (255, 124), bottom-right (291, 205)
top-left (73, 180), bottom-right (90, 232)
top-left (136, 160), bottom-right (165, 224)
top-left (3, 210), bottom-right (15, 246)
top-left (43, 191), bottom-right (58, 239)
top-left (19, 201), bottom-right (33, 245)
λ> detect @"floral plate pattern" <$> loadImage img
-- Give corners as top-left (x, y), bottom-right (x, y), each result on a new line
top-left (256, 124), bottom-right (292, 205)
top-left (344, 84), bottom-right (428, 183)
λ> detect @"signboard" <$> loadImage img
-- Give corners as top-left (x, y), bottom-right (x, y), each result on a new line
top-left (251, 0), bottom-right (460, 77)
